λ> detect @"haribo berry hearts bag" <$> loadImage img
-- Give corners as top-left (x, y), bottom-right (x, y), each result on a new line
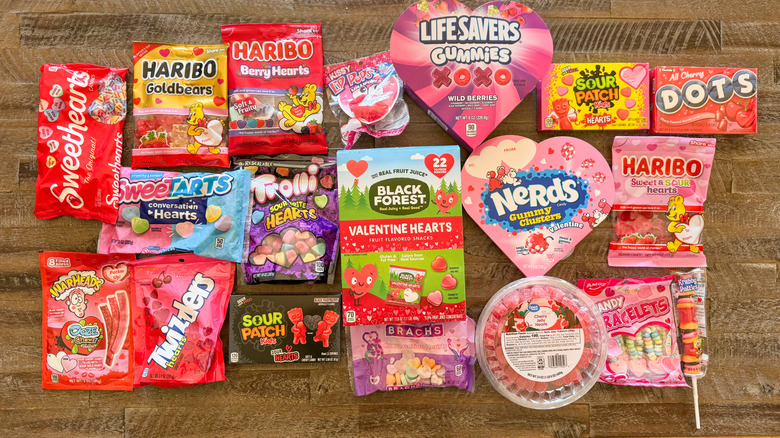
top-left (131, 254), bottom-right (233, 388)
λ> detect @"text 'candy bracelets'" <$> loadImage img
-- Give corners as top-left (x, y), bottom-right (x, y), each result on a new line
top-left (221, 23), bottom-right (327, 156)
top-left (578, 276), bottom-right (687, 388)
top-left (390, 1), bottom-right (553, 150)
top-left (98, 167), bottom-right (252, 263)
top-left (608, 136), bottom-right (715, 268)
top-left (477, 277), bottom-right (607, 409)
top-left (461, 135), bottom-right (614, 277)
top-left (325, 52), bottom-right (410, 149)
top-left (337, 146), bottom-right (467, 325)
top-left (651, 67), bottom-right (757, 135)
top-left (538, 63), bottom-right (650, 131)
top-left (349, 318), bottom-right (475, 396)
top-left (41, 251), bottom-right (135, 391)
top-left (228, 295), bottom-right (341, 363)
top-left (36, 64), bottom-right (128, 223)
top-left (131, 254), bottom-right (233, 388)
top-left (132, 43), bottom-right (229, 168)
top-left (232, 156), bottom-right (339, 284)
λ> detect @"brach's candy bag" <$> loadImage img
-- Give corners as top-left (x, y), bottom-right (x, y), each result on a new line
top-left (538, 63), bottom-right (650, 131)
top-left (40, 251), bottom-right (135, 390)
top-left (98, 167), bottom-right (251, 263)
top-left (476, 277), bottom-right (607, 409)
top-left (36, 64), bottom-right (127, 223)
top-left (132, 43), bottom-right (229, 167)
top-left (461, 135), bottom-right (614, 277)
top-left (390, 1), bottom-right (553, 150)
top-left (349, 318), bottom-right (475, 396)
top-left (577, 276), bottom-right (686, 388)
top-left (609, 137), bottom-right (716, 268)
top-left (232, 156), bottom-right (338, 283)
top-left (221, 23), bottom-right (326, 156)
top-left (651, 67), bottom-right (757, 134)
top-left (131, 254), bottom-right (233, 387)
top-left (325, 52), bottom-right (410, 149)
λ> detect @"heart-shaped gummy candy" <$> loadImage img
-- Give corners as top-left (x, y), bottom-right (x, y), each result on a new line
top-left (431, 256), bottom-right (447, 272)
top-left (441, 274), bottom-right (457, 290)
top-left (426, 290), bottom-right (443, 306)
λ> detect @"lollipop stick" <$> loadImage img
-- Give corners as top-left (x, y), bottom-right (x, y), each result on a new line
top-left (692, 377), bottom-right (701, 429)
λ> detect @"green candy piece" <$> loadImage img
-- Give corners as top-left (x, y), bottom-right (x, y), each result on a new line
top-left (314, 195), bottom-right (329, 209)
top-left (131, 217), bottom-right (150, 234)
top-left (311, 242), bottom-right (327, 256)
top-left (71, 345), bottom-right (78, 354)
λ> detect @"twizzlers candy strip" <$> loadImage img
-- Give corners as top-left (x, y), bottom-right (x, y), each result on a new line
top-left (36, 64), bottom-right (127, 223)
top-left (132, 43), bottom-right (229, 167)
top-left (651, 67), bottom-right (757, 134)
top-left (221, 23), bottom-right (327, 156)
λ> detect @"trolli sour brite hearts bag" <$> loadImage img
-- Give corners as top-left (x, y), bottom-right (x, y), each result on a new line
top-left (36, 64), bottom-right (127, 223)
top-left (221, 23), bottom-right (327, 156)
top-left (41, 251), bottom-right (135, 390)
top-left (131, 254), bottom-right (233, 388)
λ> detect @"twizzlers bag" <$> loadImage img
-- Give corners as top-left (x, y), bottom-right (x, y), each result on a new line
top-left (221, 23), bottom-right (327, 156)
top-left (40, 251), bottom-right (135, 390)
top-left (609, 137), bottom-right (715, 267)
top-left (131, 254), bottom-right (233, 387)
top-left (36, 64), bottom-right (127, 223)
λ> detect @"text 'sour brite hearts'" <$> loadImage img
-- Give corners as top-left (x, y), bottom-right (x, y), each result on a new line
top-left (390, 1), bottom-right (553, 150)
top-left (461, 135), bottom-right (614, 277)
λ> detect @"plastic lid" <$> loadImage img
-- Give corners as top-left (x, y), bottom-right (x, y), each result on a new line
top-left (476, 276), bottom-right (607, 409)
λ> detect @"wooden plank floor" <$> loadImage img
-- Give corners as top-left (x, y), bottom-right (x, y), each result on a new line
top-left (1, 1), bottom-right (778, 436)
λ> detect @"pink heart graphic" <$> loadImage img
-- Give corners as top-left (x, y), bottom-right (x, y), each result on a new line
top-left (159, 48), bottom-right (170, 57)
top-left (390, 1), bottom-right (552, 150)
top-left (557, 86), bottom-right (569, 96)
top-left (61, 355), bottom-right (78, 373)
top-left (461, 135), bottom-right (614, 277)
top-left (155, 98), bottom-right (163, 104)
top-left (619, 65), bottom-right (647, 89)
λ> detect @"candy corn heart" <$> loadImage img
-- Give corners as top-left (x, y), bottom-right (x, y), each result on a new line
top-left (441, 274), bottom-right (457, 290)
top-left (431, 256), bottom-right (447, 272)
top-left (206, 205), bottom-right (222, 222)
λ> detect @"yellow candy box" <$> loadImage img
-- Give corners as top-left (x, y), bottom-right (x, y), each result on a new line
top-left (537, 63), bottom-right (649, 131)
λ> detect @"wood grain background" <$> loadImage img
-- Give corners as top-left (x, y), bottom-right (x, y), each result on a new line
top-left (1, 0), bottom-right (778, 436)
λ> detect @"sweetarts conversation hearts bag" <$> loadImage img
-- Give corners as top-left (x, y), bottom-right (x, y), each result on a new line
top-left (36, 64), bottom-right (127, 223)
top-left (608, 137), bottom-right (715, 268)
top-left (390, 1), bottom-right (553, 150)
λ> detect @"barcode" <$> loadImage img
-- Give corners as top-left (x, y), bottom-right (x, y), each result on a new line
top-left (230, 352), bottom-right (239, 363)
top-left (51, 374), bottom-right (59, 383)
top-left (548, 354), bottom-right (567, 368)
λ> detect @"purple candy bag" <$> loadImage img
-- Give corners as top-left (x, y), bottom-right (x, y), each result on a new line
top-left (232, 155), bottom-right (339, 283)
top-left (349, 318), bottom-right (475, 396)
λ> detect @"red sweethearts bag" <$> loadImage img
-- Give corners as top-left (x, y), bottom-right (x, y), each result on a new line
top-left (36, 64), bottom-right (127, 223)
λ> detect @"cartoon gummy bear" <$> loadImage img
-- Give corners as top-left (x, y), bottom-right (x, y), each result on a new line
top-left (665, 195), bottom-right (703, 253)
top-left (344, 264), bottom-right (378, 306)
top-left (185, 102), bottom-right (224, 155)
top-left (278, 84), bottom-right (323, 131)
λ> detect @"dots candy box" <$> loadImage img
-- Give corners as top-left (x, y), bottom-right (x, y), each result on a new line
top-left (221, 23), bottom-right (327, 156)
top-left (36, 63), bottom-right (128, 223)
top-left (232, 156), bottom-right (339, 284)
top-left (337, 146), bottom-right (466, 326)
top-left (389, 1), bottom-right (553, 150)
top-left (228, 295), bottom-right (341, 364)
top-left (132, 43), bottom-right (229, 168)
top-left (98, 167), bottom-right (252, 263)
top-left (40, 251), bottom-right (136, 391)
top-left (538, 63), bottom-right (650, 131)
top-left (349, 318), bottom-right (475, 396)
top-left (651, 66), bottom-right (757, 134)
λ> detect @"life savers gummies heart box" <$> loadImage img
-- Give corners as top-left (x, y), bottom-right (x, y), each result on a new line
top-left (390, 0), bottom-right (553, 150)
top-left (538, 63), bottom-right (650, 131)
top-left (476, 277), bottom-right (607, 409)
top-left (461, 135), bottom-right (614, 277)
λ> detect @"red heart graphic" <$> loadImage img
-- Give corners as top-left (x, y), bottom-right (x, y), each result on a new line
top-left (285, 345), bottom-right (292, 352)
top-left (133, 97), bottom-right (141, 105)
top-left (346, 160), bottom-right (368, 178)
top-left (213, 96), bottom-right (226, 107)
top-left (424, 153), bottom-right (454, 178)
top-left (548, 148), bottom-right (554, 154)
top-left (102, 263), bottom-right (129, 283)
top-left (193, 47), bottom-right (204, 56)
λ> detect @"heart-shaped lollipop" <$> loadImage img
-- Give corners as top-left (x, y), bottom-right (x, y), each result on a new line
top-left (390, 1), bottom-right (553, 150)
top-left (461, 135), bottom-right (614, 277)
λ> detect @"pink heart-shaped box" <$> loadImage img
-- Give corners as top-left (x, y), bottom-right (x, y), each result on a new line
top-left (461, 135), bottom-right (614, 277)
top-left (390, 1), bottom-right (553, 150)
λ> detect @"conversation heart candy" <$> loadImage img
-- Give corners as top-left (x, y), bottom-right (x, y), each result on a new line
top-left (313, 194), bottom-right (328, 209)
top-left (46, 140), bottom-right (59, 153)
top-left (51, 97), bottom-right (66, 111)
top-left (121, 206), bottom-right (140, 222)
top-left (175, 221), bottom-right (194, 238)
top-left (206, 205), bottom-right (222, 223)
top-left (461, 135), bottom-right (614, 277)
top-left (251, 210), bottom-right (264, 225)
top-left (46, 156), bottom-right (56, 168)
top-left (131, 217), bottom-right (150, 234)
top-left (214, 215), bottom-right (231, 232)
top-left (44, 109), bottom-right (59, 122)
top-left (49, 84), bottom-right (63, 97)
top-left (39, 99), bottom-right (48, 112)
top-left (38, 126), bottom-right (53, 139)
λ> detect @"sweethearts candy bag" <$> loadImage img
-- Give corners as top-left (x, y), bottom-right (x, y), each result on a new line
top-left (608, 137), bottom-right (715, 267)
top-left (221, 23), bottom-right (327, 156)
top-left (578, 276), bottom-right (687, 388)
top-left (36, 64), bottom-right (127, 223)
top-left (41, 251), bottom-right (135, 390)
top-left (132, 43), bottom-right (229, 167)
top-left (98, 167), bottom-right (251, 263)
top-left (349, 318), bottom-right (475, 396)
top-left (232, 156), bottom-right (339, 283)
top-left (131, 254), bottom-right (233, 387)
top-left (324, 52), bottom-right (410, 149)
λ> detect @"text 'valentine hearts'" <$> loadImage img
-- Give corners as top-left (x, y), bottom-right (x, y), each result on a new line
top-left (461, 135), bottom-right (615, 277)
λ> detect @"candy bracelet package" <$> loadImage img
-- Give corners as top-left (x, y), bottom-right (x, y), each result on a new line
top-left (36, 63), bottom-right (127, 223)
top-left (40, 251), bottom-right (135, 390)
